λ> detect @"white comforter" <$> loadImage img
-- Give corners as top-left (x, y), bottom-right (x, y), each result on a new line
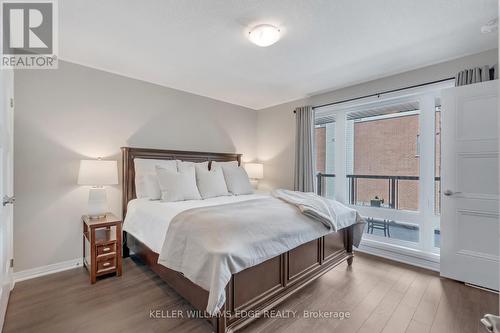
top-left (123, 194), bottom-right (268, 253)
top-left (157, 195), bottom-right (364, 315)
top-left (124, 192), bottom-right (364, 315)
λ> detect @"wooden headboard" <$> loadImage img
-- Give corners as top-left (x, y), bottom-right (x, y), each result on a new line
top-left (121, 147), bottom-right (241, 218)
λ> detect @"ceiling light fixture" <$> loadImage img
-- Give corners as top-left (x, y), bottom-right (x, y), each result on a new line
top-left (481, 18), bottom-right (498, 34)
top-left (248, 24), bottom-right (281, 47)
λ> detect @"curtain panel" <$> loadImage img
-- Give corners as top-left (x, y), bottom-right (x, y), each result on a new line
top-left (294, 106), bottom-right (315, 192)
top-left (455, 64), bottom-right (498, 86)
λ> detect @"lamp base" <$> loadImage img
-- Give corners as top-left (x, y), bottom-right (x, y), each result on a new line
top-left (88, 187), bottom-right (108, 218)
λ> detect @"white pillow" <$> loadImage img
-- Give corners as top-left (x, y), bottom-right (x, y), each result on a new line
top-left (156, 165), bottom-right (201, 202)
top-left (196, 167), bottom-right (230, 199)
top-left (211, 160), bottom-right (238, 170)
top-left (134, 158), bottom-right (177, 199)
top-left (218, 165), bottom-right (254, 195)
top-left (177, 160), bottom-right (209, 173)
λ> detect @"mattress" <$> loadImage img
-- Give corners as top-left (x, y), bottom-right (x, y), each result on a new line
top-left (123, 193), bottom-right (268, 253)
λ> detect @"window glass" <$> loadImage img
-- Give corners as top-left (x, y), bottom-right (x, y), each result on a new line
top-left (346, 104), bottom-right (421, 244)
top-left (346, 109), bottom-right (420, 212)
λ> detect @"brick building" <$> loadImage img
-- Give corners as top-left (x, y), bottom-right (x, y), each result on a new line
top-left (351, 114), bottom-right (419, 211)
top-left (316, 112), bottom-right (440, 212)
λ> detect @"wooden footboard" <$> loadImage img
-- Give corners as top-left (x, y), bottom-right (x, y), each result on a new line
top-left (126, 225), bottom-right (353, 333)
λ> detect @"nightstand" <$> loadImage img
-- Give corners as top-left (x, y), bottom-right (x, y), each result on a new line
top-left (82, 213), bottom-right (122, 284)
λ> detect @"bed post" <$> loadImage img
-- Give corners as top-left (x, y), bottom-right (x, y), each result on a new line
top-left (346, 225), bottom-right (354, 266)
top-left (122, 147), bottom-right (130, 258)
top-left (122, 232), bottom-right (129, 258)
top-left (212, 311), bottom-right (227, 333)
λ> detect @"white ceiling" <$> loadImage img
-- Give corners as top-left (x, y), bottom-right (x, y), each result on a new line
top-left (60, 0), bottom-right (498, 110)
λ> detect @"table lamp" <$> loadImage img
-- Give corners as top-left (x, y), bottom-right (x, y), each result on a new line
top-left (244, 163), bottom-right (264, 188)
top-left (78, 159), bottom-right (118, 219)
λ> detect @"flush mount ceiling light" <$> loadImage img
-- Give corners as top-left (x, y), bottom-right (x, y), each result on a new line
top-left (481, 18), bottom-right (498, 33)
top-left (248, 24), bottom-right (281, 47)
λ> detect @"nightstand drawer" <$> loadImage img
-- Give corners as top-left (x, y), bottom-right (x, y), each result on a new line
top-left (97, 256), bottom-right (116, 273)
top-left (96, 243), bottom-right (115, 256)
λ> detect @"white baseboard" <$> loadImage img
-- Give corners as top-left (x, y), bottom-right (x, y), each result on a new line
top-left (13, 258), bottom-right (83, 284)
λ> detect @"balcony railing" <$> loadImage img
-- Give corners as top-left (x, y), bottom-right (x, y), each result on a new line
top-left (316, 173), bottom-right (441, 211)
top-left (316, 172), bottom-right (335, 196)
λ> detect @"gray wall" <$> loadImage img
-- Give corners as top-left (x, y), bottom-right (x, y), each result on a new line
top-left (14, 61), bottom-right (257, 272)
top-left (257, 49), bottom-right (499, 191)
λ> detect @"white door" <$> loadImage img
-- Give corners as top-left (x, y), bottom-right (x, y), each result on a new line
top-left (0, 69), bottom-right (14, 330)
top-left (440, 80), bottom-right (499, 290)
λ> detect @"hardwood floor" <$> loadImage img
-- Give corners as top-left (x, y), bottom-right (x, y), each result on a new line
top-left (3, 253), bottom-right (498, 333)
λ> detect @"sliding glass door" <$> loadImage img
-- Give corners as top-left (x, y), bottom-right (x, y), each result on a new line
top-left (346, 104), bottom-right (421, 245)
top-left (315, 82), bottom-right (452, 257)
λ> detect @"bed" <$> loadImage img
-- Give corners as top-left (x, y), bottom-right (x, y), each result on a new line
top-left (121, 147), bottom-right (355, 333)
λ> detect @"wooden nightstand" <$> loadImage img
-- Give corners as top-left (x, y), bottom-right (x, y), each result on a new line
top-left (82, 213), bottom-right (122, 284)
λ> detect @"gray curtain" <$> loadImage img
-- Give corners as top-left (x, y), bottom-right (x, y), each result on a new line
top-left (294, 106), bottom-right (315, 192)
top-left (455, 65), bottom-right (497, 86)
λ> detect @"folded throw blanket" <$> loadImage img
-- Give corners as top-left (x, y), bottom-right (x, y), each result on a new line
top-left (482, 314), bottom-right (500, 333)
top-left (272, 189), bottom-right (366, 247)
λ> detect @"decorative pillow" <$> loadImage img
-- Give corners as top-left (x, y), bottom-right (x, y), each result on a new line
top-left (156, 165), bottom-right (201, 202)
top-left (210, 160), bottom-right (238, 170)
top-left (219, 165), bottom-right (254, 195)
top-left (134, 158), bottom-right (177, 199)
top-left (176, 160), bottom-right (209, 173)
top-left (196, 167), bottom-right (230, 199)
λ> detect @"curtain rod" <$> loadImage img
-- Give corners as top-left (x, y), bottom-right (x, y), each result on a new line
top-left (293, 77), bottom-right (454, 113)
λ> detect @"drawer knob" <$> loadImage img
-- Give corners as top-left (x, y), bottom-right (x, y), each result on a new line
top-left (103, 262), bottom-right (111, 267)
top-left (103, 247), bottom-right (110, 252)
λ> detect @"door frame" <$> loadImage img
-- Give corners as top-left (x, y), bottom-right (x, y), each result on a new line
top-left (0, 68), bottom-right (14, 331)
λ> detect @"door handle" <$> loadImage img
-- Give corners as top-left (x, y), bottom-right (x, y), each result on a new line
top-left (2, 195), bottom-right (15, 206)
top-left (443, 190), bottom-right (462, 196)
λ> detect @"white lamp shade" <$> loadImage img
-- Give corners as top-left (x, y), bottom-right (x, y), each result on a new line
top-left (244, 163), bottom-right (264, 179)
top-left (78, 160), bottom-right (118, 186)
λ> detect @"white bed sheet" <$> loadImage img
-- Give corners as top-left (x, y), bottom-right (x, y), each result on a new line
top-left (123, 193), bottom-right (268, 253)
